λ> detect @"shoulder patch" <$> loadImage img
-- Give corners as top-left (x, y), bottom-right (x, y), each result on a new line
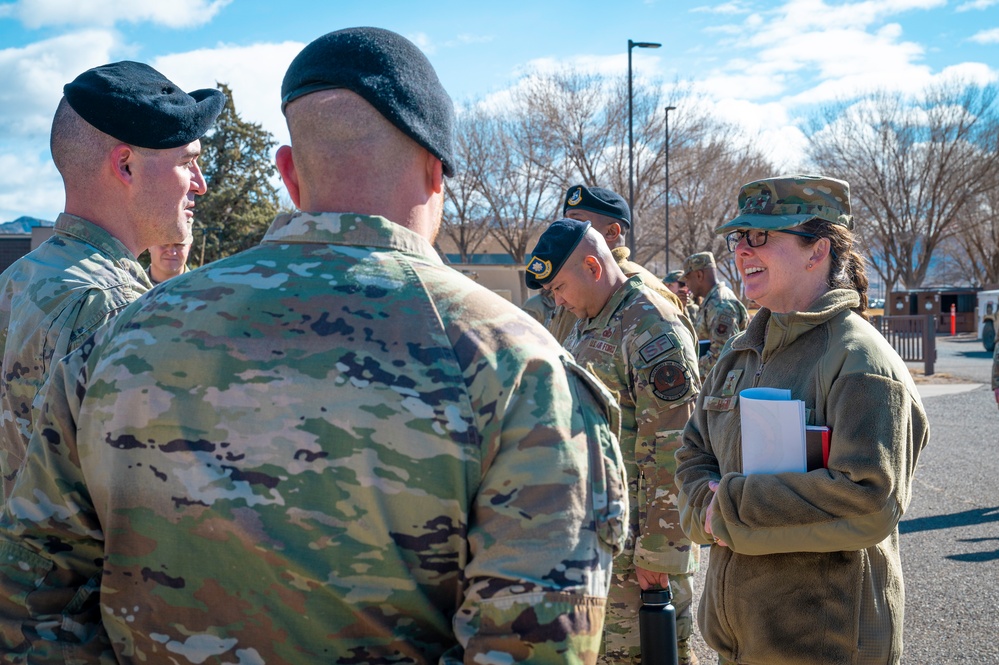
top-left (638, 333), bottom-right (678, 363)
top-left (714, 314), bottom-right (736, 336)
top-left (649, 359), bottom-right (691, 402)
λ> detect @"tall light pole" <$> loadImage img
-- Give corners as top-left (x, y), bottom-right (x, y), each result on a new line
top-left (627, 39), bottom-right (662, 255)
top-left (664, 105), bottom-right (676, 273)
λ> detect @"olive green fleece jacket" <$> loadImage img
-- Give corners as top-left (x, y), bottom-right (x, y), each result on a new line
top-left (675, 289), bottom-right (930, 665)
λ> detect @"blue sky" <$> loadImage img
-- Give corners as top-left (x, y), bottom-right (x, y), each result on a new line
top-left (1, 0), bottom-right (997, 223)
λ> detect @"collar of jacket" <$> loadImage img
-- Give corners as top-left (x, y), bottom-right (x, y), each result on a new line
top-left (261, 211), bottom-right (443, 263)
top-left (55, 212), bottom-right (141, 265)
top-left (732, 288), bottom-right (861, 356)
top-left (578, 274), bottom-right (644, 333)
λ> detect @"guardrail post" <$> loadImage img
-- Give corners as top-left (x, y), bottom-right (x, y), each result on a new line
top-left (923, 314), bottom-right (935, 376)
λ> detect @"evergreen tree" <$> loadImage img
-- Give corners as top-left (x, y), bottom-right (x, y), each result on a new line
top-left (193, 82), bottom-right (283, 266)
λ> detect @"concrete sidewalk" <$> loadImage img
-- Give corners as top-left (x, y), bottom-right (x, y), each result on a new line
top-left (916, 382), bottom-right (984, 398)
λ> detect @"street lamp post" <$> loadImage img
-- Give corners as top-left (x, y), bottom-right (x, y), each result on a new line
top-left (627, 38), bottom-right (661, 255)
top-left (664, 105), bottom-right (676, 273)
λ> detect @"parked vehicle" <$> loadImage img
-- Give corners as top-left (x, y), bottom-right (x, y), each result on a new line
top-left (976, 289), bottom-right (999, 352)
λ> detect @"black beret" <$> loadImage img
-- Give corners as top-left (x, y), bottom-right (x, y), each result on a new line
top-left (63, 61), bottom-right (225, 150)
top-left (525, 218), bottom-right (591, 290)
top-left (562, 184), bottom-right (631, 228)
top-left (281, 27), bottom-right (456, 177)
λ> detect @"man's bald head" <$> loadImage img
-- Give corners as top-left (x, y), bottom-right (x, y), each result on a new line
top-left (278, 89), bottom-right (444, 240)
top-left (285, 90), bottom-right (423, 187)
top-left (50, 98), bottom-right (120, 184)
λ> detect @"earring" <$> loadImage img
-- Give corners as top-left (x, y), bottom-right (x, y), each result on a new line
top-left (807, 263), bottom-right (813, 270)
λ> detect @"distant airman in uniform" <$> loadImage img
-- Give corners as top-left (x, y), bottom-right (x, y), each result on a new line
top-left (545, 184), bottom-right (690, 344)
top-left (527, 218), bottom-right (701, 665)
top-left (664, 269), bottom-right (700, 322)
top-left (682, 251), bottom-right (749, 378)
top-left (992, 336), bottom-right (998, 409)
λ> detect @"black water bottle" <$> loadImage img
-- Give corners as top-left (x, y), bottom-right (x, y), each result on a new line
top-left (639, 586), bottom-right (679, 665)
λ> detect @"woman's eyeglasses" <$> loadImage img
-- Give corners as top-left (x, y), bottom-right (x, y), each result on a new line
top-left (725, 229), bottom-right (820, 252)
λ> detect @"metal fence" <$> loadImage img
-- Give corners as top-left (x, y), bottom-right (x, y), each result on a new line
top-left (871, 314), bottom-right (936, 375)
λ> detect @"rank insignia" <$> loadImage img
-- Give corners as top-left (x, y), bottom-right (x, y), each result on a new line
top-left (526, 256), bottom-right (552, 281)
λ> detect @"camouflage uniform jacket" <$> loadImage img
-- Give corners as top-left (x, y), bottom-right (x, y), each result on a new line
top-left (521, 289), bottom-right (556, 326)
top-left (685, 302), bottom-right (700, 325)
top-left (694, 282), bottom-right (749, 379)
top-left (0, 213), bottom-right (150, 497)
top-left (0, 212), bottom-right (628, 664)
top-left (564, 276), bottom-right (699, 575)
top-left (993, 338), bottom-right (999, 391)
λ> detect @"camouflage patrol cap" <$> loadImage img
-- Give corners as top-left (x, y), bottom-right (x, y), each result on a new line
top-left (525, 218), bottom-right (591, 290)
top-left (715, 174), bottom-right (853, 234)
top-left (663, 269), bottom-right (684, 284)
top-left (562, 184), bottom-right (631, 228)
top-left (681, 251), bottom-right (715, 278)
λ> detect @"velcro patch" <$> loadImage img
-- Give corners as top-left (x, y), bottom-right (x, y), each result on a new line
top-left (649, 359), bottom-right (691, 402)
top-left (720, 369), bottom-right (744, 397)
top-left (639, 333), bottom-right (678, 363)
top-left (703, 395), bottom-right (738, 411)
top-left (587, 339), bottom-right (618, 355)
top-left (715, 314), bottom-right (735, 336)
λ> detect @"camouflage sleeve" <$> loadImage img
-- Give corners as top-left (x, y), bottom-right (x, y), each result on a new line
top-left (629, 322), bottom-right (700, 574)
top-left (698, 306), bottom-right (739, 378)
top-left (67, 287), bottom-right (139, 352)
top-left (546, 305), bottom-right (579, 346)
top-left (0, 339), bottom-right (115, 662)
top-left (454, 354), bottom-right (627, 663)
top-left (993, 340), bottom-right (999, 391)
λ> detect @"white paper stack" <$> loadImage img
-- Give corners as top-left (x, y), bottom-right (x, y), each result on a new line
top-left (739, 387), bottom-right (807, 474)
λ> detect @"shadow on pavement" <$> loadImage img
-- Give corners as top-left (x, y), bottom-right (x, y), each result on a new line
top-left (899, 506), bottom-right (999, 534)
top-left (947, 537), bottom-right (999, 563)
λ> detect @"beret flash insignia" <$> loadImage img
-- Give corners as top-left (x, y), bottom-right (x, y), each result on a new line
top-left (527, 256), bottom-right (552, 281)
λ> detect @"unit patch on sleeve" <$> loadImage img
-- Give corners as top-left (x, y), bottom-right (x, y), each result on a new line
top-left (639, 333), bottom-right (678, 363)
top-left (649, 359), bottom-right (691, 401)
top-left (714, 314), bottom-right (735, 336)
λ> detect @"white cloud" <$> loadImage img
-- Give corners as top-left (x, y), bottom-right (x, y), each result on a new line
top-left (0, 146), bottom-right (63, 222)
top-left (404, 31), bottom-right (494, 55)
top-left (957, 0), bottom-right (999, 10)
top-left (0, 29), bottom-right (121, 137)
top-left (690, 1), bottom-right (752, 14)
top-left (969, 27), bottom-right (999, 43)
top-left (2, 0), bottom-right (231, 29)
top-left (693, 0), bottom-right (954, 110)
top-left (516, 51), bottom-right (663, 81)
top-left (406, 32), bottom-right (436, 54)
top-left (934, 61), bottom-right (999, 86)
top-left (695, 96), bottom-right (811, 171)
top-left (450, 34), bottom-right (494, 47)
top-left (152, 41), bottom-right (306, 150)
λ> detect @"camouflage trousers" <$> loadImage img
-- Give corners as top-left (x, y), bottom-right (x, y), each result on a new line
top-left (599, 569), bottom-right (695, 665)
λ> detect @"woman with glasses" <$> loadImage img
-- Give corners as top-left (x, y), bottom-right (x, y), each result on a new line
top-left (674, 175), bottom-right (929, 665)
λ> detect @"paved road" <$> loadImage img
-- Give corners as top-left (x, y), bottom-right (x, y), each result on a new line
top-left (687, 332), bottom-right (999, 664)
